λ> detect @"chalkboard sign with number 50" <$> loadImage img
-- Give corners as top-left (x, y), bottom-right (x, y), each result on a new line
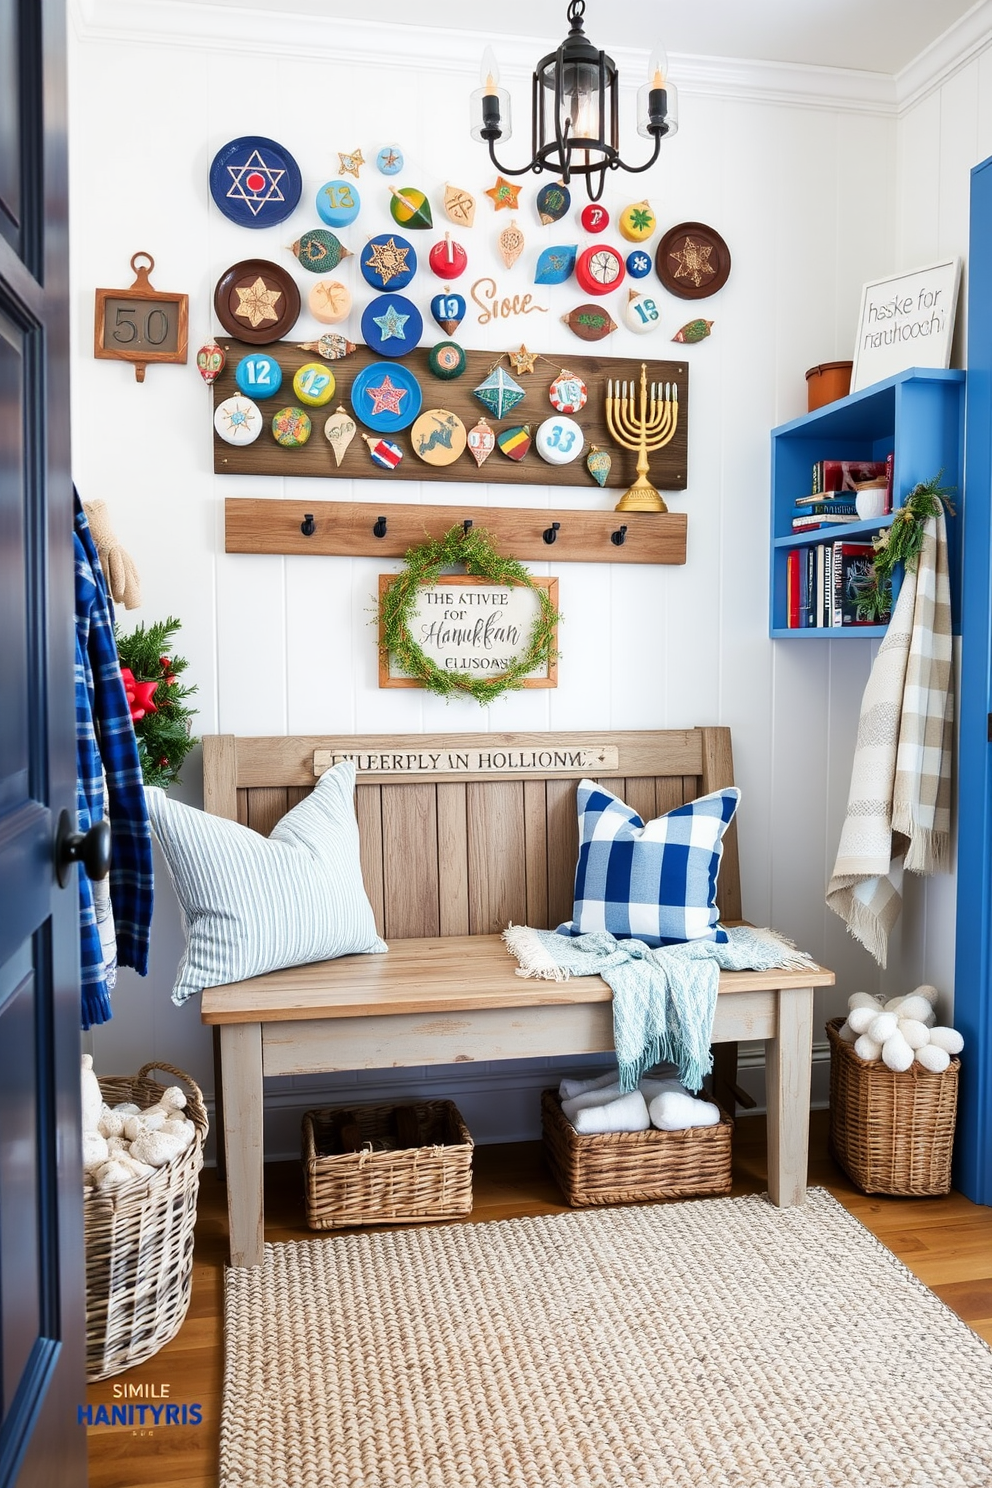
top-left (94, 252), bottom-right (188, 382)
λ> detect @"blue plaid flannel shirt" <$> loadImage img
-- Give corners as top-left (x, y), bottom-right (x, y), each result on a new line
top-left (74, 496), bottom-right (153, 1028)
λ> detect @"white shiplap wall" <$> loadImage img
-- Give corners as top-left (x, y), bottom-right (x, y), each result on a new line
top-left (69, 3), bottom-right (982, 1151)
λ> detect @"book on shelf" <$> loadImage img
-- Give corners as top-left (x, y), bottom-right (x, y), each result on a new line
top-left (831, 542), bottom-right (883, 627)
top-left (801, 546), bottom-right (815, 628)
top-left (793, 498), bottom-right (859, 515)
top-left (792, 512), bottom-right (858, 531)
top-left (787, 548), bottom-right (801, 628)
top-left (811, 453), bottom-right (893, 508)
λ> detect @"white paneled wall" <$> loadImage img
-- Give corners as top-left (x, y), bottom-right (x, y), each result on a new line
top-left (68, 3), bottom-right (984, 1150)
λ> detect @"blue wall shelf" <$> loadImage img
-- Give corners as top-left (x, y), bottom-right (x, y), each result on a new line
top-left (769, 367), bottom-right (965, 638)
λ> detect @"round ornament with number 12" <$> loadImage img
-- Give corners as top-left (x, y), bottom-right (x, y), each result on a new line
top-left (624, 289), bottom-right (661, 334)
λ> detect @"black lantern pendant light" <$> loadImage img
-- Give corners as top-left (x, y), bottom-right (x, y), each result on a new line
top-left (470, 0), bottom-right (677, 202)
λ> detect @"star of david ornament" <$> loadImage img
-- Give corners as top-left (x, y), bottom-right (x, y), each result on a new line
top-left (338, 148), bottom-right (365, 179)
top-left (361, 433), bottom-right (403, 470)
top-left (361, 294), bottom-right (423, 358)
top-left (291, 230), bottom-right (352, 273)
top-left (443, 182), bottom-right (476, 228)
top-left (430, 288), bottom-right (466, 336)
top-left (535, 245), bottom-right (576, 286)
top-left (473, 366), bottom-right (525, 420)
top-left (486, 175), bottom-right (521, 211)
top-left (361, 234), bottom-right (417, 291)
top-left (209, 136), bottom-right (302, 227)
top-left (324, 407), bottom-right (357, 466)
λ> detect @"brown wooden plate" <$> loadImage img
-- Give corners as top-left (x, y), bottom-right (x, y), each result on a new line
top-left (213, 259), bottom-right (301, 344)
top-left (655, 222), bottom-right (731, 300)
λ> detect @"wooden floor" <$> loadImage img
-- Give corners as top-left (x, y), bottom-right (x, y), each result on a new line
top-left (85, 1110), bottom-right (992, 1488)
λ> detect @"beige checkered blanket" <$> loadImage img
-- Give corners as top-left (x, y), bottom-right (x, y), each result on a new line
top-left (826, 513), bottom-right (953, 966)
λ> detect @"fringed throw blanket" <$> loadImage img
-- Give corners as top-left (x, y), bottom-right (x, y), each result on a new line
top-left (503, 924), bottom-right (819, 1093)
top-left (826, 514), bottom-right (953, 966)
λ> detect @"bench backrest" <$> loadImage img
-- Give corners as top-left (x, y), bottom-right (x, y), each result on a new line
top-left (202, 729), bottom-right (742, 940)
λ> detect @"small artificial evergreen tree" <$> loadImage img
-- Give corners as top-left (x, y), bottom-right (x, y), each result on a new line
top-left (114, 616), bottom-right (199, 789)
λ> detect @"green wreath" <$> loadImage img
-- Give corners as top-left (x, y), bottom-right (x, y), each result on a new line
top-left (378, 524), bottom-right (560, 703)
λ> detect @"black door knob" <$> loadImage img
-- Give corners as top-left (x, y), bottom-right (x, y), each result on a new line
top-left (55, 811), bottom-right (112, 887)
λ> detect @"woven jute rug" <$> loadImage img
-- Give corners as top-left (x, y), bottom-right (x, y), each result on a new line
top-left (221, 1188), bottom-right (992, 1487)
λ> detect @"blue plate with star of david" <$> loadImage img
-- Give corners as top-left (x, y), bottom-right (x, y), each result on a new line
top-left (360, 294), bottom-right (424, 358)
top-left (360, 234), bottom-right (417, 291)
top-left (350, 360), bottom-right (423, 432)
top-left (209, 135), bottom-right (302, 228)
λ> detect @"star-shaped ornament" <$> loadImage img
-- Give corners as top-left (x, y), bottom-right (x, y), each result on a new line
top-left (338, 148), bottom-right (365, 179)
top-left (235, 276), bottom-right (283, 329)
top-left (507, 345), bottom-right (538, 374)
top-left (671, 237), bottom-right (715, 288)
top-left (226, 149), bottom-right (286, 216)
top-left (379, 149), bottom-right (401, 172)
top-left (366, 374), bottom-right (408, 416)
top-left (364, 236), bottom-right (411, 286)
top-left (485, 175), bottom-right (521, 211)
top-left (372, 303), bottom-right (410, 341)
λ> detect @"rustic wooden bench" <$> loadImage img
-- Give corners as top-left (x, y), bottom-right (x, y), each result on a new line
top-left (200, 729), bottom-right (834, 1266)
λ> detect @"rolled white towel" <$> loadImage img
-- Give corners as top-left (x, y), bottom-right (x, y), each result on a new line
top-left (573, 1091), bottom-right (650, 1135)
top-left (560, 1084), bottom-right (622, 1124)
top-left (639, 1076), bottom-right (688, 1101)
top-left (648, 1091), bottom-right (721, 1131)
top-left (558, 1069), bottom-right (620, 1100)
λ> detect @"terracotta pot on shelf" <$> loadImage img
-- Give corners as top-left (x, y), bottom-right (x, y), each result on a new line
top-left (805, 360), bottom-right (853, 412)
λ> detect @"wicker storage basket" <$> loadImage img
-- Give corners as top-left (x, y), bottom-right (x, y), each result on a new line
top-left (826, 1018), bottom-right (959, 1195)
top-left (541, 1088), bottom-right (734, 1207)
top-left (302, 1100), bottom-right (473, 1229)
top-left (85, 1062), bottom-right (207, 1383)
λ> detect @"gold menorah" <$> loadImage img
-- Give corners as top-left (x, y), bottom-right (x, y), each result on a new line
top-left (605, 364), bottom-right (679, 512)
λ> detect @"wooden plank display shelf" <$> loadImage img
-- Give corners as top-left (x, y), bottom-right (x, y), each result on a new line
top-left (212, 338), bottom-right (688, 493)
top-left (226, 498), bottom-right (686, 565)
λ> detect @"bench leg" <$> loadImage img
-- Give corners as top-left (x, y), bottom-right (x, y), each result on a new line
top-left (765, 985), bottom-right (813, 1208)
top-left (220, 1022), bottom-right (265, 1267)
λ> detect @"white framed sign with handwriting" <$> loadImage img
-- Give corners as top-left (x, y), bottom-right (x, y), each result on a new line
top-left (851, 258), bottom-right (960, 393)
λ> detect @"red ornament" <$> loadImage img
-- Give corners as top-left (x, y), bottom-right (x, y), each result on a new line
top-left (580, 203), bottom-right (609, 234)
top-left (120, 666), bottom-right (159, 722)
top-left (575, 244), bottom-right (625, 296)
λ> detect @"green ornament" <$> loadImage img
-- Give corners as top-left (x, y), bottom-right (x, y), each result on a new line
top-left (428, 341), bottom-right (467, 380)
top-left (586, 445), bottom-right (612, 488)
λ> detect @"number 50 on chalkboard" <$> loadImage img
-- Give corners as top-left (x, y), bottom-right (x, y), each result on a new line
top-left (94, 252), bottom-right (188, 382)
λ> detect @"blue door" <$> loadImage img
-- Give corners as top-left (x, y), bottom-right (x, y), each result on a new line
top-left (0, 0), bottom-right (88, 1484)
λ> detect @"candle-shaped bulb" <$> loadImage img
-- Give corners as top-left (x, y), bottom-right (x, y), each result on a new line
top-left (481, 44), bottom-right (500, 94)
top-left (648, 42), bottom-right (668, 90)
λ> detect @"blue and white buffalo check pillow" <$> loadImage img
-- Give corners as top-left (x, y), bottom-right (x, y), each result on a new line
top-left (556, 781), bottom-right (741, 948)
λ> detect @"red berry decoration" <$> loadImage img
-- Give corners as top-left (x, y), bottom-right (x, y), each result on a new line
top-left (580, 203), bottom-right (610, 234)
top-left (575, 244), bottom-right (625, 297)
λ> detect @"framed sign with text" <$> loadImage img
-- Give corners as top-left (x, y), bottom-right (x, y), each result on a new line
top-left (378, 575), bottom-right (558, 689)
top-left (851, 258), bottom-right (960, 393)
top-left (94, 252), bottom-right (188, 383)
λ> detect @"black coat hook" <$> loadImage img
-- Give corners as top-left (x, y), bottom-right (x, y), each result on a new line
top-left (373, 515), bottom-right (388, 538)
top-left (543, 521), bottom-right (561, 545)
top-left (301, 513), bottom-right (316, 537)
top-left (463, 519), bottom-right (473, 535)
top-left (610, 525), bottom-right (628, 547)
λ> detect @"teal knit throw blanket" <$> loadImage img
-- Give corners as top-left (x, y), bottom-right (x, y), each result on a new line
top-left (503, 925), bottom-right (818, 1093)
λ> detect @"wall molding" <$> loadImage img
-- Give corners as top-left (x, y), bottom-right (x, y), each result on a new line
top-left (895, 0), bottom-right (992, 114)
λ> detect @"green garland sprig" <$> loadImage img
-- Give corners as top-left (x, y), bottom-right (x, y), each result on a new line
top-left (855, 471), bottom-right (956, 624)
top-left (378, 525), bottom-right (560, 704)
top-left (115, 616), bottom-right (199, 789)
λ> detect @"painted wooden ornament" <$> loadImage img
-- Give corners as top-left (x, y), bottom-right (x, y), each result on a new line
top-left (196, 342), bottom-right (226, 385)
top-left (496, 424), bottom-right (531, 461)
top-left (361, 294), bottom-right (424, 357)
top-left (308, 279), bottom-right (352, 324)
top-left (536, 415), bottom-right (584, 466)
top-left (507, 345), bottom-right (538, 374)
top-left (673, 318), bottom-right (715, 344)
top-left (376, 146), bottom-right (404, 176)
top-left (561, 304), bottom-right (618, 341)
top-left (350, 362), bottom-right (422, 432)
top-left (548, 370), bottom-right (587, 415)
top-left (498, 220), bottom-right (525, 270)
top-left (428, 234), bottom-right (468, 280)
top-left (361, 433), bottom-right (403, 470)
top-left (316, 179), bottom-right (361, 228)
top-left (337, 148), bottom-right (364, 179)
top-left (473, 366), bottom-right (525, 419)
top-left (575, 244), bottom-right (625, 296)
top-left (626, 248), bottom-right (653, 280)
top-left (361, 234), bottom-right (417, 291)
top-left (430, 288), bottom-right (466, 336)
top-left (271, 406), bottom-right (312, 447)
top-left (209, 135), bottom-right (302, 228)
top-left (618, 200), bottom-right (656, 243)
top-left (214, 395), bottom-right (262, 446)
top-left (427, 341), bottom-right (467, 380)
top-left (411, 408), bottom-right (467, 466)
top-left (536, 180), bottom-right (570, 226)
top-left (297, 333), bottom-right (357, 361)
top-left (389, 185), bottom-right (433, 230)
top-left (486, 175), bottom-right (521, 212)
top-left (235, 352), bottom-right (282, 400)
top-left (624, 288), bottom-right (662, 335)
top-left (443, 182), bottom-right (476, 228)
top-left (467, 417), bottom-right (496, 468)
top-left (292, 362), bottom-right (336, 407)
top-left (534, 245), bottom-right (576, 285)
top-left (579, 203), bottom-right (609, 234)
top-left (291, 230), bottom-right (351, 273)
top-left (586, 444), bottom-right (612, 487)
top-left (323, 407), bottom-right (357, 466)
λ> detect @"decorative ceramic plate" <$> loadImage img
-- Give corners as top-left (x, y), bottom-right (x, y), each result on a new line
top-left (209, 136), bottom-right (302, 228)
top-left (350, 360), bottom-right (423, 432)
top-left (411, 409), bottom-right (467, 466)
top-left (360, 294), bottom-right (423, 357)
top-left (361, 234), bottom-right (417, 291)
top-left (213, 259), bottom-right (301, 344)
top-left (655, 221), bottom-right (731, 300)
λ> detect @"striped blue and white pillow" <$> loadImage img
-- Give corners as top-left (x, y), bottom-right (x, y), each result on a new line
top-left (557, 781), bottom-right (741, 948)
top-left (146, 760), bottom-right (387, 1005)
